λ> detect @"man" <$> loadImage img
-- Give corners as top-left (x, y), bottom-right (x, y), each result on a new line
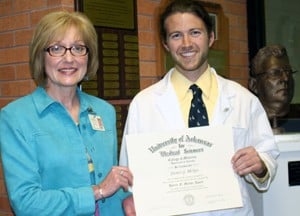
top-left (121, 0), bottom-right (279, 215)
top-left (249, 45), bottom-right (295, 129)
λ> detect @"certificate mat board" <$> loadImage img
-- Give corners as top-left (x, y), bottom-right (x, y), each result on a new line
top-left (126, 125), bottom-right (243, 216)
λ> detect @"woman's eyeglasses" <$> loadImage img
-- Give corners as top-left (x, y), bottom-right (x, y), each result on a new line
top-left (44, 45), bottom-right (89, 57)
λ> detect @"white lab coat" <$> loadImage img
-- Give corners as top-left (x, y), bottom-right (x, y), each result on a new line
top-left (120, 68), bottom-right (279, 216)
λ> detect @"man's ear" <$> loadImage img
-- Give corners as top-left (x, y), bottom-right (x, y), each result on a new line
top-left (162, 41), bottom-right (169, 52)
top-left (208, 31), bottom-right (215, 48)
top-left (248, 77), bottom-right (258, 95)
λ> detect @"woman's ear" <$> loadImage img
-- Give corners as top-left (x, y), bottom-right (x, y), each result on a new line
top-left (248, 77), bottom-right (258, 95)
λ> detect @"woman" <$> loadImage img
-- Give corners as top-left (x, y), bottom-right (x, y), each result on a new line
top-left (0, 11), bottom-right (133, 216)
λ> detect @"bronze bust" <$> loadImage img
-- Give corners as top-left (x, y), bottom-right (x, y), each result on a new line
top-left (249, 45), bottom-right (295, 133)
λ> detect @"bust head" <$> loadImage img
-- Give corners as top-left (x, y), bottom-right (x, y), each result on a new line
top-left (249, 45), bottom-right (295, 120)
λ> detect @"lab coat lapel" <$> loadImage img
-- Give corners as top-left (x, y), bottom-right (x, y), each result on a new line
top-left (210, 75), bottom-right (234, 125)
top-left (212, 94), bottom-right (232, 124)
top-left (155, 72), bottom-right (185, 129)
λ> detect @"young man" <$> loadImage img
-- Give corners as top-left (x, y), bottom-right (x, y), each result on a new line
top-left (121, 0), bottom-right (279, 215)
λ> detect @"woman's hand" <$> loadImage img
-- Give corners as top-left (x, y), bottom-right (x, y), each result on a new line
top-left (96, 166), bottom-right (133, 199)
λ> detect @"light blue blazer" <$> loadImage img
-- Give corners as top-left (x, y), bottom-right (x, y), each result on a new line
top-left (0, 87), bottom-right (128, 216)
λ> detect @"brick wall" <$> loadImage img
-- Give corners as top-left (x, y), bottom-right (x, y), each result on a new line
top-left (0, 0), bottom-right (248, 215)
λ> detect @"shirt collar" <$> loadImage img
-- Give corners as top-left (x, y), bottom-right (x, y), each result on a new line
top-left (33, 86), bottom-right (91, 114)
top-left (171, 65), bottom-right (213, 99)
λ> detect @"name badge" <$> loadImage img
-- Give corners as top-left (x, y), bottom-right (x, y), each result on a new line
top-left (88, 114), bottom-right (105, 131)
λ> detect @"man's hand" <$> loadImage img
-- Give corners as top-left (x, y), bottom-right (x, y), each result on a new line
top-left (231, 146), bottom-right (267, 177)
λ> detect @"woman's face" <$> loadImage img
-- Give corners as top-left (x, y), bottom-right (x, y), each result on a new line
top-left (257, 56), bottom-right (294, 105)
top-left (44, 26), bottom-right (88, 90)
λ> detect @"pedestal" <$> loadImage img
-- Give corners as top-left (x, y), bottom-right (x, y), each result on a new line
top-left (248, 133), bottom-right (300, 216)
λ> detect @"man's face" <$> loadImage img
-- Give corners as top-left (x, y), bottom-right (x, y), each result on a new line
top-left (256, 56), bottom-right (294, 105)
top-left (163, 12), bottom-right (214, 81)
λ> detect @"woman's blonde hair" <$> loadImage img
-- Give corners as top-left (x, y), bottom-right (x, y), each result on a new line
top-left (29, 11), bottom-right (99, 86)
